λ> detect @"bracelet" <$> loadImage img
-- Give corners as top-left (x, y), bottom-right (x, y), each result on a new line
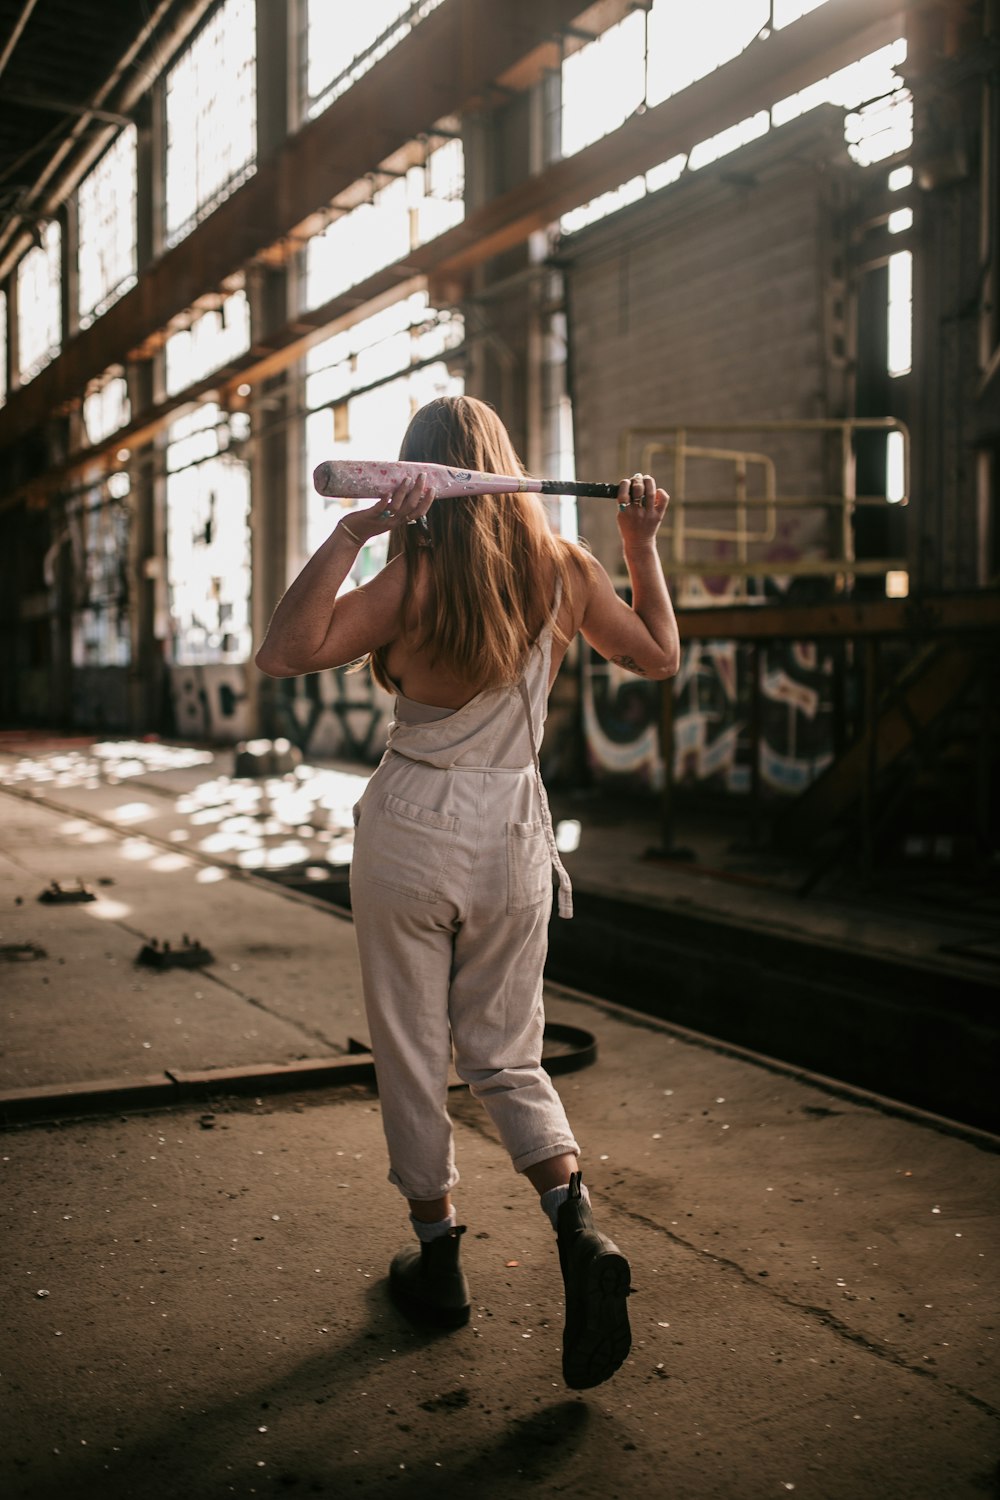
top-left (339, 521), bottom-right (364, 546)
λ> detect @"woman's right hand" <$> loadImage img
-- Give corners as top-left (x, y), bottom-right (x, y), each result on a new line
top-left (615, 473), bottom-right (669, 546)
top-left (337, 472), bottom-right (436, 546)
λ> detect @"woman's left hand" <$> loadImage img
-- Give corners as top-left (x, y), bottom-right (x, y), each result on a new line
top-left (616, 473), bottom-right (669, 545)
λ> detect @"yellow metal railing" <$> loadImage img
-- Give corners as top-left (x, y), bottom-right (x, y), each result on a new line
top-left (619, 418), bottom-right (910, 596)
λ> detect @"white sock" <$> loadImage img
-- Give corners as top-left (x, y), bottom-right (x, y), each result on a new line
top-left (540, 1180), bottom-right (590, 1229)
top-left (410, 1211), bottom-right (457, 1243)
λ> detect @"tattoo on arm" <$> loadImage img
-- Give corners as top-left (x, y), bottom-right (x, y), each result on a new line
top-left (611, 654), bottom-right (647, 676)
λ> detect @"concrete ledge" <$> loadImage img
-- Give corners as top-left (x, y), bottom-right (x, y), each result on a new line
top-left (0, 1058), bottom-right (375, 1127)
top-left (0, 1073), bottom-right (180, 1126)
top-left (0, 1023), bottom-right (598, 1127)
top-left (166, 1055), bottom-right (378, 1099)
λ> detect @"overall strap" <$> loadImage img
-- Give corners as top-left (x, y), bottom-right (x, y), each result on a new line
top-left (518, 678), bottom-right (573, 920)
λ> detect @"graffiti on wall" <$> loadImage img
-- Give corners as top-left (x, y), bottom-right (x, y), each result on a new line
top-left (169, 664), bottom-right (253, 743)
top-left (165, 661), bottom-right (393, 758)
top-left (275, 666), bottom-right (393, 762)
top-left (581, 636), bottom-right (835, 797)
top-left (158, 643), bottom-right (834, 796)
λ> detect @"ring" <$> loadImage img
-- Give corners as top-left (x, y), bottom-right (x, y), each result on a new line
top-left (618, 502), bottom-right (629, 511)
top-left (381, 507), bottom-right (394, 518)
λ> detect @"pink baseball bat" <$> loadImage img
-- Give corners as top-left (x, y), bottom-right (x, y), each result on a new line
top-left (312, 458), bottom-right (620, 500)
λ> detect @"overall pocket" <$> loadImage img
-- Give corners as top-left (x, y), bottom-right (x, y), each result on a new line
top-left (506, 820), bottom-right (552, 913)
top-left (363, 792), bottom-right (460, 903)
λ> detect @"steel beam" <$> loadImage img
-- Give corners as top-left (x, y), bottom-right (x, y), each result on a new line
top-left (673, 591), bottom-right (1000, 642)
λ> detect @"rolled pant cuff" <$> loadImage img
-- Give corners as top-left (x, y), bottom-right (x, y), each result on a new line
top-left (512, 1140), bottom-right (580, 1174)
top-left (388, 1166), bottom-right (460, 1200)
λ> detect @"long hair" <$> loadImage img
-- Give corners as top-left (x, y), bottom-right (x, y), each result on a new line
top-left (367, 395), bottom-right (587, 694)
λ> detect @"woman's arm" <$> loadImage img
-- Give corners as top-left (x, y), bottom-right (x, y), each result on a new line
top-left (254, 474), bottom-right (434, 678)
top-left (579, 473), bottom-right (680, 680)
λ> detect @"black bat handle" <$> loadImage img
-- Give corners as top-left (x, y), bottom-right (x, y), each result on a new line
top-left (538, 479), bottom-right (620, 498)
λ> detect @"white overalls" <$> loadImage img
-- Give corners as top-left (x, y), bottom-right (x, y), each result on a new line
top-left (350, 586), bottom-right (577, 1201)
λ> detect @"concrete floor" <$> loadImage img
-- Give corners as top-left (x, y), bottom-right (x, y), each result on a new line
top-left (0, 737), bottom-right (998, 1499)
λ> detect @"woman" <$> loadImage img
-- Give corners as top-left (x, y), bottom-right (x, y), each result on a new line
top-left (256, 395), bottom-right (679, 1389)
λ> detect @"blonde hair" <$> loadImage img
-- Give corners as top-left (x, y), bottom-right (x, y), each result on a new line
top-left (367, 395), bottom-right (587, 693)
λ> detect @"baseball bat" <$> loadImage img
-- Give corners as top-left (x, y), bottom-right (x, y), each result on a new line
top-left (312, 458), bottom-right (620, 500)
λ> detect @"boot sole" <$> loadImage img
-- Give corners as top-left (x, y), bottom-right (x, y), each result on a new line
top-left (563, 1249), bottom-right (632, 1390)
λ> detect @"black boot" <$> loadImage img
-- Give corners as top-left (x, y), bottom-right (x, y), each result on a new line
top-left (389, 1225), bottom-right (471, 1329)
top-left (556, 1173), bottom-right (631, 1388)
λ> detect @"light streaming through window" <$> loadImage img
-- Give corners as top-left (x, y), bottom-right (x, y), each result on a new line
top-left (166, 404), bottom-right (252, 665)
top-left (688, 111), bottom-right (770, 171)
top-left (83, 373), bottom-right (131, 445)
top-left (304, 139), bottom-right (463, 312)
top-left (886, 430), bottom-right (906, 502)
top-left (646, 0), bottom-right (768, 113)
top-left (306, 0), bottom-right (446, 118)
top-left (772, 40), bottom-right (907, 129)
top-left (165, 290), bottom-right (251, 397)
top-left (845, 86), bottom-right (913, 167)
top-left (165, 0), bottom-right (256, 246)
top-left (561, 8), bottom-right (646, 157)
top-left (561, 22), bottom-right (910, 235)
top-left (17, 220), bottom-right (61, 383)
top-left (78, 125), bottom-right (137, 329)
top-left (303, 293), bottom-right (463, 561)
top-left (888, 251), bottom-right (913, 377)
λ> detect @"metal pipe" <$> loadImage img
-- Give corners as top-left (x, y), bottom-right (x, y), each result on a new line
top-left (0, 0), bottom-right (41, 84)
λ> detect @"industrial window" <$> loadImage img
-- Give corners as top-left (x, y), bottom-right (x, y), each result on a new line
top-left (164, 289), bottom-right (250, 397)
top-left (887, 251), bottom-right (912, 377)
top-left (77, 126), bottom-right (137, 329)
top-left (844, 81), bottom-right (913, 167)
top-left (17, 219), bottom-right (61, 383)
top-left (303, 292), bottom-right (463, 561)
top-left (165, 0), bottom-right (256, 248)
top-left (304, 0), bottom-right (445, 119)
top-left (561, 17), bottom-right (909, 235)
top-left (70, 487), bottom-right (132, 668)
top-left (304, 137), bottom-right (463, 311)
top-left (646, 1), bottom-right (770, 114)
top-left (307, 179), bottom-right (410, 307)
top-left (83, 372), bottom-right (131, 445)
top-left (165, 403), bottom-right (252, 665)
top-left (561, 8), bottom-right (647, 158)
